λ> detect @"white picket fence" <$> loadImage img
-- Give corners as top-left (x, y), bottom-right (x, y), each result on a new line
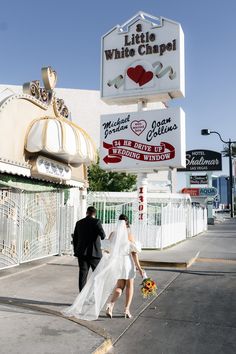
top-left (0, 188), bottom-right (208, 270)
top-left (87, 192), bottom-right (207, 249)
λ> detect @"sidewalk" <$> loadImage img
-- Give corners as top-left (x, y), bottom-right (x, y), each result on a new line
top-left (0, 219), bottom-right (236, 354)
top-left (0, 257), bottom-right (178, 354)
top-left (140, 218), bottom-right (236, 267)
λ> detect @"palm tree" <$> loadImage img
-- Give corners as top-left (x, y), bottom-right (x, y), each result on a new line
top-left (222, 143), bottom-right (236, 158)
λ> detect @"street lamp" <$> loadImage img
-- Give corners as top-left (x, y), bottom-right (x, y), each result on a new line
top-left (201, 129), bottom-right (236, 218)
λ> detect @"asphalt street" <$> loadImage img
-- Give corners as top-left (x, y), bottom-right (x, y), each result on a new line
top-left (111, 259), bottom-right (236, 353)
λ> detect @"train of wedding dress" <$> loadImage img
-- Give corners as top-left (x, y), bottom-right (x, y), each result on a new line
top-left (62, 220), bottom-right (130, 321)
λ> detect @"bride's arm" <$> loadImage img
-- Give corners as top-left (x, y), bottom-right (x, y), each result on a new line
top-left (131, 252), bottom-right (144, 277)
top-left (129, 233), bottom-right (144, 277)
top-left (108, 232), bottom-right (114, 240)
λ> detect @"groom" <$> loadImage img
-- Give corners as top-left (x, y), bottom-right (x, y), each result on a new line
top-left (73, 206), bottom-right (106, 291)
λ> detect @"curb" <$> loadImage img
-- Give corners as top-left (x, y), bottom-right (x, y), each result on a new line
top-left (140, 251), bottom-right (200, 269)
top-left (0, 263), bottom-right (47, 280)
top-left (0, 256), bottom-right (58, 281)
top-left (92, 339), bottom-right (113, 354)
top-left (196, 257), bottom-right (236, 264)
top-left (111, 271), bottom-right (181, 347)
top-left (140, 260), bottom-right (189, 268)
top-left (0, 298), bottom-right (112, 354)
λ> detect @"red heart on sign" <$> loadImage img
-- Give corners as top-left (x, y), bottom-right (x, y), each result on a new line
top-left (130, 120), bottom-right (147, 136)
top-left (127, 65), bottom-right (145, 83)
top-left (139, 71), bottom-right (153, 86)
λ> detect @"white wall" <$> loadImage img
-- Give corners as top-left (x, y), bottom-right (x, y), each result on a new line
top-left (0, 84), bottom-right (164, 147)
top-left (55, 87), bottom-right (166, 146)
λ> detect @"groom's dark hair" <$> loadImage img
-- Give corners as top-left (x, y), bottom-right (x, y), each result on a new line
top-left (87, 206), bottom-right (96, 216)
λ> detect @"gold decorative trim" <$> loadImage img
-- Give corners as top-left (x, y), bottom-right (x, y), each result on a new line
top-left (41, 67), bottom-right (57, 90)
top-left (53, 98), bottom-right (69, 119)
top-left (22, 67), bottom-right (69, 119)
top-left (23, 80), bottom-right (52, 106)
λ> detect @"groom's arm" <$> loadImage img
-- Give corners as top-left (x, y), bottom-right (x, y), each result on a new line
top-left (72, 222), bottom-right (79, 255)
top-left (96, 220), bottom-right (106, 240)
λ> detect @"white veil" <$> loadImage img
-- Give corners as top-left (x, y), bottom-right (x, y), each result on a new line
top-left (62, 220), bottom-right (129, 321)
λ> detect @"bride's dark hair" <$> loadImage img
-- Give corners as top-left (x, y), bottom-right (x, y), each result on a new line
top-left (119, 214), bottom-right (130, 228)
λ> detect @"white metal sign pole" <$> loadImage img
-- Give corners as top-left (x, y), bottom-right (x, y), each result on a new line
top-left (100, 12), bottom-right (186, 228)
top-left (137, 172), bottom-right (148, 222)
top-left (137, 100), bottom-right (148, 223)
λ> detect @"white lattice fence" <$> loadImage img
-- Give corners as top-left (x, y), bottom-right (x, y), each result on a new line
top-left (20, 191), bottom-right (62, 263)
top-left (59, 205), bottom-right (75, 255)
top-left (0, 189), bottom-right (74, 270)
top-left (0, 189), bottom-right (20, 268)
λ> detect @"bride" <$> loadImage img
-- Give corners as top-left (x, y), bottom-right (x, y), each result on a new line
top-left (62, 214), bottom-right (144, 321)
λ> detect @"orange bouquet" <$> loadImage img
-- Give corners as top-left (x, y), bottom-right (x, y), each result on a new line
top-left (141, 272), bottom-right (157, 298)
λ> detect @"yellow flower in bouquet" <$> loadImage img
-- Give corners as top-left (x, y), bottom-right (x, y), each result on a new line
top-left (145, 280), bottom-right (152, 289)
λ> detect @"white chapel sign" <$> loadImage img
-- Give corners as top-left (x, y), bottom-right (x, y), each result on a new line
top-left (100, 107), bottom-right (186, 172)
top-left (101, 12), bottom-right (185, 104)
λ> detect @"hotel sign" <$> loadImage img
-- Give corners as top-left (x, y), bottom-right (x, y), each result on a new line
top-left (100, 107), bottom-right (186, 171)
top-left (182, 187), bottom-right (217, 197)
top-left (190, 175), bottom-right (208, 185)
top-left (101, 12), bottom-right (185, 104)
top-left (181, 188), bottom-right (200, 197)
top-left (178, 150), bottom-right (222, 171)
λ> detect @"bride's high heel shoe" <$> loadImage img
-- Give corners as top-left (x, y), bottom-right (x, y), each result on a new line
top-left (106, 303), bottom-right (113, 318)
top-left (124, 308), bottom-right (132, 319)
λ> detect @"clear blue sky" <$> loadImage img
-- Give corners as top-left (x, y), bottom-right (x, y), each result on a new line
top-left (1, 0), bottom-right (236, 175)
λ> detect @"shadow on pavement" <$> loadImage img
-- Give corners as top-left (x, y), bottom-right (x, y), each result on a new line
top-left (145, 268), bottom-right (236, 276)
top-left (0, 296), bottom-right (70, 307)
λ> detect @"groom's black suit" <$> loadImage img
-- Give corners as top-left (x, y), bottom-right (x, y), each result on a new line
top-left (73, 215), bottom-right (106, 291)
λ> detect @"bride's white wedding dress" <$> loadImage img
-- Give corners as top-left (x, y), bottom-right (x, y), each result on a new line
top-left (62, 220), bottom-right (141, 321)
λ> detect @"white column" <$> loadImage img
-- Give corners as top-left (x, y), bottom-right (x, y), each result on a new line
top-left (80, 188), bottom-right (87, 219)
top-left (207, 172), bottom-right (213, 186)
top-left (136, 100), bottom-right (148, 223)
top-left (170, 168), bottom-right (177, 193)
